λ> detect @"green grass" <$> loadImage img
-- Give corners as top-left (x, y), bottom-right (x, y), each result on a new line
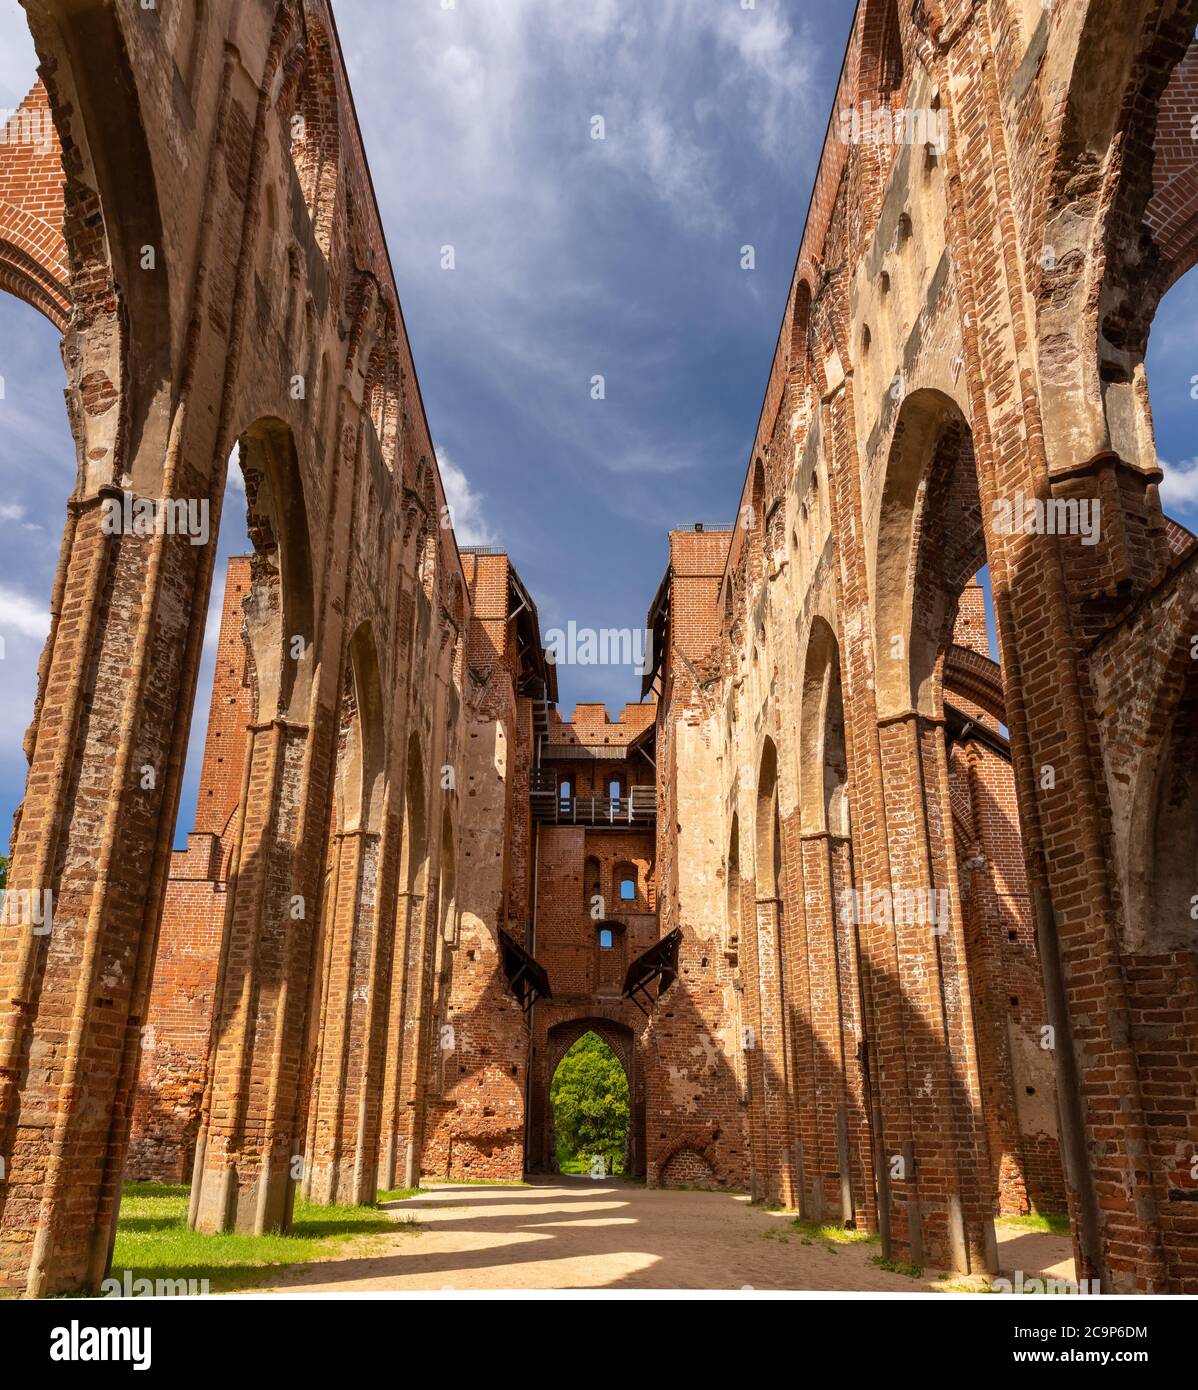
top-left (871, 1253), bottom-right (924, 1279)
top-left (109, 1182), bottom-right (417, 1293)
top-left (996, 1210), bottom-right (1071, 1237)
top-left (376, 1187), bottom-right (421, 1204)
top-left (558, 1155), bottom-right (625, 1176)
top-left (790, 1217), bottom-right (878, 1247)
top-left (764, 1216), bottom-right (878, 1249)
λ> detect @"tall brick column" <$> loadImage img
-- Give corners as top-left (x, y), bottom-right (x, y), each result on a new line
top-left (750, 897), bottom-right (797, 1208)
top-left (378, 887), bottom-right (421, 1189)
top-left (798, 831), bottom-right (866, 1224)
top-left (186, 713), bottom-right (325, 1234)
top-left (0, 504), bottom-right (208, 1294)
top-left (827, 833), bottom-right (876, 1229)
top-left (303, 825), bottom-right (386, 1205)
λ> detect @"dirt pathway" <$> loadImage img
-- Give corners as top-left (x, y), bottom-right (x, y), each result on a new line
top-left (248, 1177), bottom-right (1075, 1293)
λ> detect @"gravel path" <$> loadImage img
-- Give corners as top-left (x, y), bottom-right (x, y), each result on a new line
top-left (247, 1176), bottom-right (1075, 1293)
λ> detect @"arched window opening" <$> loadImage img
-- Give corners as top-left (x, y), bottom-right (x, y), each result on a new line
top-left (798, 502), bottom-right (813, 588)
top-left (583, 855), bottom-right (601, 913)
top-left (614, 861), bottom-right (638, 908)
top-left (0, 293), bottom-right (71, 838)
top-left (726, 815), bottom-right (742, 954)
top-left (750, 457), bottom-right (765, 533)
top-left (288, 19), bottom-right (339, 255)
top-left (867, 0), bottom-right (906, 101)
top-left (1146, 264), bottom-right (1198, 538)
top-left (400, 733), bottom-right (428, 896)
top-left (788, 280), bottom-right (812, 384)
top-left (895, 212), bottom-right (913, 250)
top-left (755, 739), bottom-right (781, 901)
top-left (440, 808), bottom-right (457, 944)
top-left (365, 339), bottom-right (401, 471)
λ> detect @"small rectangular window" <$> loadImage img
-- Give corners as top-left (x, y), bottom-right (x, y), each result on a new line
top-left (599, 928), bottom-right (613, 949)
top-left (620, 878), bottom-right (635, 901)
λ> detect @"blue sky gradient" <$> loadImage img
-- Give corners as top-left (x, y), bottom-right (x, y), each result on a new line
top-left (0, 0), bottom-right (1194, 849)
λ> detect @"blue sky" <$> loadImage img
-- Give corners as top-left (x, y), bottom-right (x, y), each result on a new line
top-left (0, 0), bottom-right (1195, 849)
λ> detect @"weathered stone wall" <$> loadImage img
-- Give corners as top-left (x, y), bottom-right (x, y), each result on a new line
top-left (0, 0), bottom-right (500, 1293)
top-left (1, 0), bottom-right (1196, 1298)
top-left (647, 0), bottom-right (1198, 1292)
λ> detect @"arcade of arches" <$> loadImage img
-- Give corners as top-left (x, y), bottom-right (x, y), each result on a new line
top-left (0, 0), bottom-right (1196, 1296)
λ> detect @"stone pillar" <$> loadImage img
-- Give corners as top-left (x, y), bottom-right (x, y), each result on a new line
top-left (0, 498), bottom-right (205, 1294)
top-left (752, 897), bottom-right (797, 1209)
top-left (953, 740), bottom-right (1033, 1216)
top-left (304, 825), bottom-right (391, 1206)
top-left (378, 890), bottom-right (418, 1190)
top-left (869, 710), bottom-right (994, 1274)
top-left (187, 714), bottom-right (324, 1234)
top-left (399, 879), bottom-right (439, 1188)
top-left (799, 830), bottom-right (872, 1226)
top-left (828, 833), bottom-right (877, 1231)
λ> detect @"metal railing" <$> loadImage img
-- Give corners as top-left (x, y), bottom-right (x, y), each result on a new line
top-left (529, 778), bottom-right (656, 825)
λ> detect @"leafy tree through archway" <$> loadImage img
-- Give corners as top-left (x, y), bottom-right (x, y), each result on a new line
top-left (550, 1032), bottom-right (629, 1175)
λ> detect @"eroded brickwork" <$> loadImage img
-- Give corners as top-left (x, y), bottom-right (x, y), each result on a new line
top-left (1, 0), bottom-right (1196, 1298)
top-left (641, 0), bottom-right (1198, 1293)
top-left (525, 703), bottom-right (658, 1178)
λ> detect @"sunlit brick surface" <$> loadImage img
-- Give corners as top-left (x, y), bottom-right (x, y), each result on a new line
top-left (1, 0), bottom-right (1196, 1297)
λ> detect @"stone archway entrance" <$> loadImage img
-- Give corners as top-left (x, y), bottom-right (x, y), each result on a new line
top-left (528, 1016), bottom-right (645, 1178)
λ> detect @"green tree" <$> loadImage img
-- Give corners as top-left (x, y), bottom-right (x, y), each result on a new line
top-left (550, 1032), bottom-right (629, 1175)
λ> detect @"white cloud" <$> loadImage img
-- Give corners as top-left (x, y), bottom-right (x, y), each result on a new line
top-left (0, 1), bottom-right (38, 110)
top-left (437, 446), bottom-right (497, 546)
top-left (0, 583), bottom-right (49, 639)
top-left (344, 0), bottom-right (822, 389)
top-left (1160, 455), bottom-right (1198, 516)
top-left (596, 98), bottom-right (729, 236)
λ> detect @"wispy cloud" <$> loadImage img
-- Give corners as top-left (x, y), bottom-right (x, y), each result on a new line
top-left (1160, 455), bottom-right (1198, 517)
top-left (0, 1), bottom-right (37, 109)
top-left (0, 583), bottom-right (49, 639)
top-left (347, 0), bottom-right (821, 402)
top-left (437, 446), bottom-right (497, 546)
